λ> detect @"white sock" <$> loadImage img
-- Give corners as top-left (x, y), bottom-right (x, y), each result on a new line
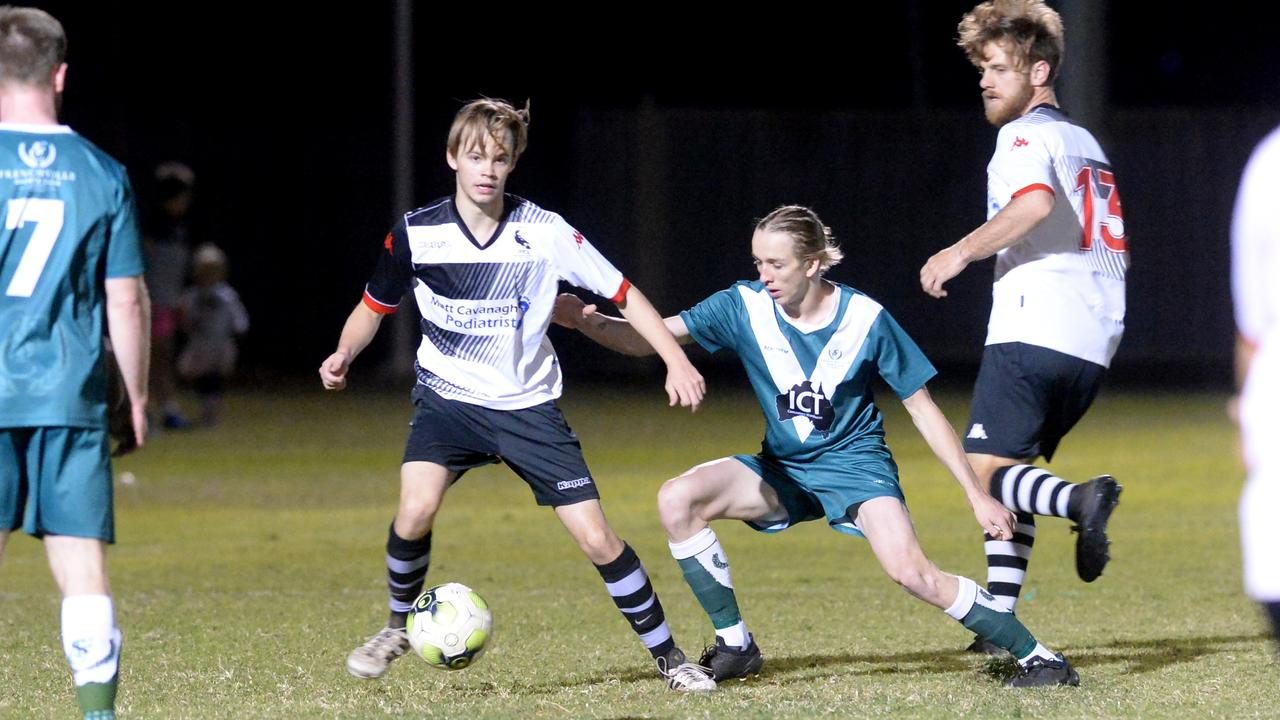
top-left (61, 595), bottom-right (121, 686)
top-left (1017, 642), bottom-right (1056, 666)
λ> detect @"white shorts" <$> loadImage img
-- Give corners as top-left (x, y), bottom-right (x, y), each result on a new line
top-left (1241, 472), bottom-right (1280, 600)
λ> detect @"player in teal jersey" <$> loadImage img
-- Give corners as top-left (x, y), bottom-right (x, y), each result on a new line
top-left (0, 8), bottom-right (150, 719)
top-left (554, 205), bottom-right (1079, 687)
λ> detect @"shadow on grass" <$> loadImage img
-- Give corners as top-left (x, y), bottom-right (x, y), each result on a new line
top-left (523, 631), bottom-right (1274, 693)
top-left (1062, 631), bottom-right (1274, 675)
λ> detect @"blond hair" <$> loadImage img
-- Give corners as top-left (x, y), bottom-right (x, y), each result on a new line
top-left (447, 98), bottom-right (530, 161)
top-left (756, 205), bottom-right (843, 272)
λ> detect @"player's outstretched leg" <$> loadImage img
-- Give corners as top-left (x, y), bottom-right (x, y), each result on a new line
top-left (858, 497), bottom-right (1079, 688)
top-left (668, 529), bottom-right (763, 681)
top-left (659, 457), bottom-right (785, 683)
top-left (990, 465), bottom-right (1122, 583)
top-left (557, 500), bottom-right (714, 693)
top-left (348, 462), bottom-right (450, 679)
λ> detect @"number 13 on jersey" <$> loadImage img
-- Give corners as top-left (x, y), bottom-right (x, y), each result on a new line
top-left (3, 197), bottom-right (66, 298)
top-left (1075, 164), bottom-right (1126, 254)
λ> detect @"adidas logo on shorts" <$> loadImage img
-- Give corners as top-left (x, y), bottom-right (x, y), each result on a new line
top-left (967, 424), bottom-right (989, 440)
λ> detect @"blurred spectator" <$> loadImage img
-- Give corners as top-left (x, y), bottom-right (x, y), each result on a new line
top-left (178, 243), bottom-right (249, 426)
top-left (144, 160), bottom-right (195, 429)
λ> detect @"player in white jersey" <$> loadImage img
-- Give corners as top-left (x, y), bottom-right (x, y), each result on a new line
top-left (556, 206), bottom-right (1080, 687)
top-left (919, 1), bottom-right (1127, 650)
top-left (1232, 125), bottom-right (1280, 644)
top-left (318, 99), bottom-right (715, 692)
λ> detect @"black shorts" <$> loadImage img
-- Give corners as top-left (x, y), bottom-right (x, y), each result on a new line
top-left (962, 342), bottom-right (1106, 462)
top-left (403, 385), bottom-right (600, 507)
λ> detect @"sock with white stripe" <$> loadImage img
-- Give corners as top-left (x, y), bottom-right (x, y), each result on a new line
top-left (984, 512), bottom-right (1036, 612)
top-left (945, 576), bottom-right (1052, 663)
top-left (385, 523), bottom-right (432, 629)
top-left (594, 543), bottom-right (676, 659)
top-left (62, 594), bottom-right (121, 720)
top-left (669, 528), bottom-right (748, 649)
top-left (992, 464), bottom-right (1080, 520)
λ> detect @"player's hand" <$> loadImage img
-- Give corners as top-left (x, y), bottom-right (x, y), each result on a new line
top-left (970, 492), bottom-right (1016, 540)
top-left (920, 245), bottom-right (969, 299)
top-left (125, 402), bottom-right (148, 455)
top-left (319, 352), bottom-right (351, 390)
top-left (551, 293), bottom-right (598, 330)
top-left (664, 359), bottom-right (706, 413)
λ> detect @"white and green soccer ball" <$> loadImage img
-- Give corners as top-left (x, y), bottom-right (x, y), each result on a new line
top-left (406, 582), bottom-right (492, 670)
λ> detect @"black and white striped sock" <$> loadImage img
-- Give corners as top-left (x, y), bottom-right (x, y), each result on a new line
top-left (984, 512), bottom-right (1036, 612)
top-left (992, 464), bottom-right (1079, 519)
top-left (385, 523), bottom-right (431, 629)
top-left (594, 543), bottom-right (676, 659)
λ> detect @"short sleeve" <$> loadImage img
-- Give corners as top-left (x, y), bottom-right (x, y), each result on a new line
top-left (992, 124), bottom-right (1056, 199)
top-left (679, 286), bottom-right (744, 355)
top-left (104, 173), bottom-right (145, 278)
top-left (363, 224), bottom-right (413, 314)
top-left (870, 309), bottom-right (937, 399)
top-left (546, 217), bottom-right (628, 303)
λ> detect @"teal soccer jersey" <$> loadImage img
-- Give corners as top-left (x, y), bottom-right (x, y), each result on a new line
top-left (680, 281), bottom-right (936, 463)
top-left (0, 123), bottom-right (144, 429)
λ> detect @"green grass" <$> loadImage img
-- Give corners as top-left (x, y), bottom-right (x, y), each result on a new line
top-left (0, 385), bottom-right (1271, 718)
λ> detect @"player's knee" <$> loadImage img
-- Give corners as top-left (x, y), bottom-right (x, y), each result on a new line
top-left (884, 560), bottom-right (938, 598)
top-left (397, 494), bottom-right (442, 532)
top-left (572, 524), bottom-right (622, 564)
top-left (657, 477), bottom-right (698, 530)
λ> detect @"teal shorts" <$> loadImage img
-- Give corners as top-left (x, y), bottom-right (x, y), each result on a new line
top-left (0, 427), bottom-right (114, 542)
top-left (734, 446), bottom-right (904, 539)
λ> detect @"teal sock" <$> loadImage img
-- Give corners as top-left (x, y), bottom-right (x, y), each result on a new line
top-left (944, 576), bottom-right (1037, 659)
top-left (78, 682), bottom-right (116, 718)
top-left (669, 528), bottom-right (743, 630)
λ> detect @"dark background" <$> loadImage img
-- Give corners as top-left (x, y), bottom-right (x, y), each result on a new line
top-left (32, 1), bottom-right (1280, 388)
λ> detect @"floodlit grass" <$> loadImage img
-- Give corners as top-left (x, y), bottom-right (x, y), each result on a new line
top-left (1, 384), bottom-right (1271, 718)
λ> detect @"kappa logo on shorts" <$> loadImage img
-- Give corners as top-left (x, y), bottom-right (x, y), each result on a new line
top-left (967, 424), bottom-right (989, 440)
top-left (557, 476), bottom-right (594, 491)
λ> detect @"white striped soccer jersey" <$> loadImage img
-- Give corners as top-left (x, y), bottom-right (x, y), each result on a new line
top-left (680, 281), bottom-right (936, 462)
top-left (363, 194), bottom-right (629, 410)
top-left (984, 105), bottom-right (1128, 367)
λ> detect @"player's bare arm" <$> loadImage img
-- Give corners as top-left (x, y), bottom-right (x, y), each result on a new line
top-left (105, 275), bottom-right (152, 449)
top-left (320, 303), bottom-right (385, 391)
top-left (552, 293), bottom-right (692, 357)
top-left (612, 286), bottom-right (705, 412)
top-left (901, 386), bottom-right (1015, 539)
top-left (920, 189), bottom-right (1055, 298)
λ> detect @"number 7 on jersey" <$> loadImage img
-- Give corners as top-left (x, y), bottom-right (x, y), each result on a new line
top-left (3, 197), bottom-right (66, 298)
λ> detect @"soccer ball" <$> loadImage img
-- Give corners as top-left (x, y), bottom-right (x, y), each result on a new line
top-left (406, 583), bottom-right (492, 670)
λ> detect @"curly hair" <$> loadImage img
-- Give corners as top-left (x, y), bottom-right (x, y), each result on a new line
top-left (957, 0), bottom-right (1064, 81)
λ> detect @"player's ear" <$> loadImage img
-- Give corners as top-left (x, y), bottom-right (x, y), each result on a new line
top-left (804, 256), bottom-right (820, 278)
top-left (446, 149), bottom-right (459, 171)
top-left (1029, 59), bottom-right (1051, 87)
top-left (52, 63), bottom-right (67, 93)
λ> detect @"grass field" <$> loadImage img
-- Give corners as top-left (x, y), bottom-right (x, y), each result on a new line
top-left (0, 383), bottom-right (1271, 718)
